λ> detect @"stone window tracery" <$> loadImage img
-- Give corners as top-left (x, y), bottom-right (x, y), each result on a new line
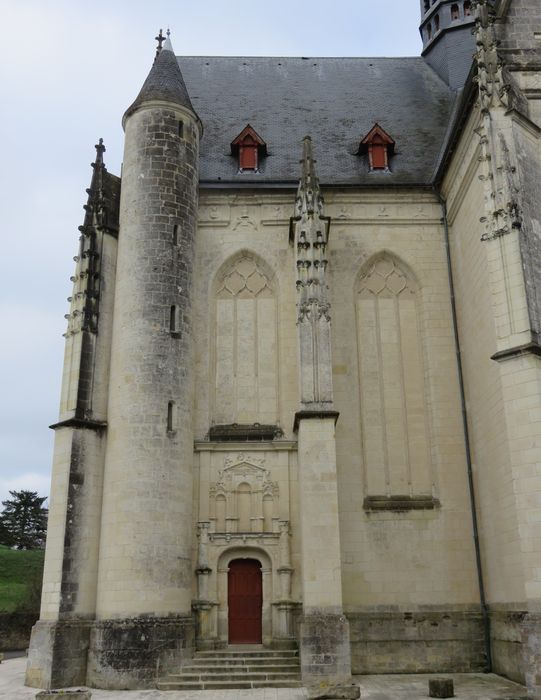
top-left (213, 254), bottom-right (278, 425)
top-left (356, 254), bottom-right (433, 501)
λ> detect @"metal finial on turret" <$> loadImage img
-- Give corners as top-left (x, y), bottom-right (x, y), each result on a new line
top-left (125, 26), bottom-right (199, 126)
top-left (155, 28), bottom-right (165, 57)
top-left (163, 27), bottom-right (174, 53)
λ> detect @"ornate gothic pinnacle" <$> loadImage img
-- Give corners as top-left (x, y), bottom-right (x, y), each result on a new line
top-left (296, 136), bottom-right (323, 219)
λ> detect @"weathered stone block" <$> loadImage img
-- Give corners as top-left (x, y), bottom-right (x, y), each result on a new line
top-left (87, 615), bottom-right (194, 689)
top-left (36, 692), bottom-right (91, 700)
top-left (300, 613), bottom-right (352, 686)
top-left (428, 678), bottom-right (454, 698)
top-left (308, 683), bottom-right (360, 700)
top-left (25, 620), bottom-right (91, 690)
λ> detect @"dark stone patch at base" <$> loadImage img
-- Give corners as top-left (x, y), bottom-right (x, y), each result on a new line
top-left (347, 610), bottom-right (486, 674)
top-left (490, 610), bottom-right (527, 685)
top-left (308, 683), bottom-right (361, 699)
top-left (521, 613), bottom-right (541, 700)
top-left (300, 612), bottom-right (352, 686)
top-left (25, 619), bottom-right (91, 689)
top-left (87, 615), bottom-right (195, 689)
top-left (429, 677), bottom-right (454, 698)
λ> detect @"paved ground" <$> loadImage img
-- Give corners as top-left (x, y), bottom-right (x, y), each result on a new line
top-left (0, 657), bottom-right (529, 699)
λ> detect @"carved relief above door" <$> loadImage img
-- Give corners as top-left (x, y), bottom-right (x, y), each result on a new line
top-left (209, 455), bottom-right (279, 534)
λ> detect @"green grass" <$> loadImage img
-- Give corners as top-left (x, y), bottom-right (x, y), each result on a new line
top-left (0, 545), bottom-right (44, 612)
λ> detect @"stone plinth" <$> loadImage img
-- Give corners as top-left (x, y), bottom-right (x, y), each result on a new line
top-left (429, 678), bottom-right (454, 698)
top-left (36, 692), bottom-right (91, 699)
top-left (308, 682), bottom-right (361, 699)
top-left (300, 613), bottom-right (352, 687)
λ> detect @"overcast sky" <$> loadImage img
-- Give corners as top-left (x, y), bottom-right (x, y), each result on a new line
top-left (0, 0), bottom-right (422, 506)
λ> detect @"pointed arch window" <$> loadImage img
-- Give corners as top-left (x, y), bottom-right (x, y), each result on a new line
top-left (231, 125), bottom-right (267, 172)
top-left (213, 254), bottom-right (278, 425)
top-left (463, 1), bottom-right (472, 15)
top-left (451, 3), bottom-right (460, 20)
top-left (356, 254), bottom-right (434, 506)
top-left (358, 124), bottom-right (396, 172)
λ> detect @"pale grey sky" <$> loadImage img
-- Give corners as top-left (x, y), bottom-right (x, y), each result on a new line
top-left (0, 0), bottom-right (422, 505)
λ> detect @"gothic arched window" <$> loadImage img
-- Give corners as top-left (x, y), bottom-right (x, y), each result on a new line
top-left (356, 254), bottom-right (433, 500)
top-left (451, 3), bottom-right (460, 20)
top-left (213, 254), bottom-right (278, 425)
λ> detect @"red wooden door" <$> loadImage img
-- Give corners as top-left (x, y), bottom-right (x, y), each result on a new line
top-left (228, 559), bottom-right (262, 644)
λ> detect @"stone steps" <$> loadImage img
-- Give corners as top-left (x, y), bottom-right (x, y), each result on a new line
top-left (157, 646), bottom-right (302, 690)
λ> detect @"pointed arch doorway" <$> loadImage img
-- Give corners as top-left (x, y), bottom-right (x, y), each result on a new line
top-left (228, 558), bottom-right (263, 644)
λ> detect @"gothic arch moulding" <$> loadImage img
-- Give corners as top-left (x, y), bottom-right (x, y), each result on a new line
top-left (216, 545), bottom-right (274, 645)
top-left (355, 252), bottom-right (435, 506)
top-left (211, 251), bottom-right (279, 427)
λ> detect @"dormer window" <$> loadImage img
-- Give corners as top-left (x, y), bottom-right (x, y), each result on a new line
top-left (358, 124), bottom-right (396, 172)
top-left (451, 3), bottom-right (460, 20)
top-left (231, 125), bottom-right (267, 173)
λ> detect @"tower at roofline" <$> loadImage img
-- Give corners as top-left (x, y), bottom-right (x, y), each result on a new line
top-left (420, 0), bottom-right (476, 88)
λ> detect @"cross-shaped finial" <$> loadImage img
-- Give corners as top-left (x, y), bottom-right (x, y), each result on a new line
top-left (155, 28), bottom-right (165, 54)
top-left (167, 28), bottom-right (171, 37)
top-left (95, 138), bottom-right (106, 165)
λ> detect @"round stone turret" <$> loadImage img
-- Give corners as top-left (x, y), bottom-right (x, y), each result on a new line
top-left (419, 0), bottom-right (476, 88)
top-left (90, 33), bottom-right (201, 688)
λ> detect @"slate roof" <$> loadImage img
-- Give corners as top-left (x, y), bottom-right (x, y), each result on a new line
top-left (179, 56), bottom-right (456, 186)
top-left (125, 44), bottom-right (197, 122)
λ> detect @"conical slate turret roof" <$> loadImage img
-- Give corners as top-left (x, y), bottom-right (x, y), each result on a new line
top-left (124, 33), bottom-right (197, 122)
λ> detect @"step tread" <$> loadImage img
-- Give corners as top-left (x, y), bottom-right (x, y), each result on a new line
top-left (167, 673), bottom-right (301, 679)
top-left (157, 680), bottom-right (303, 690)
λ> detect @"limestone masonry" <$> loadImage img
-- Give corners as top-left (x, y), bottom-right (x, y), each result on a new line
top-left (25, 2), bottom-right (541, 697)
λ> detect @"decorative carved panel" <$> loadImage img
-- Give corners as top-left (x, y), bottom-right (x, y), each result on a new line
top-left (209, 455), bottom-right (279, 534)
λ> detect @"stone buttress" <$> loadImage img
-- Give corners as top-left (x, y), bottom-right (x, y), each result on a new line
top-left (26, 142), bottom-right (120, 688)
top-left (292, 137), bottom-right (354, 691)
top-left (471, 3), bottom-right (541, 696)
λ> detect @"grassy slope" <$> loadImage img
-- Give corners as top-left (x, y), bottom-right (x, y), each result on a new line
top-left (0, 545), bottom-right (44, 612)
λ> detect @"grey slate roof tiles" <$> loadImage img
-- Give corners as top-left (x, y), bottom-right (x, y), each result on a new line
top-left (125, 45), bottom-right (197, 121)
top-left (179, 56), bottom-right (456, 186)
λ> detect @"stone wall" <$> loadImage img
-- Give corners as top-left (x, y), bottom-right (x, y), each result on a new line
top-left (348, 610), bottom-right (486, 674)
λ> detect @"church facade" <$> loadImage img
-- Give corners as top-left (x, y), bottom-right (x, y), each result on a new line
top-left (26, 0), bottom-right (541, 696)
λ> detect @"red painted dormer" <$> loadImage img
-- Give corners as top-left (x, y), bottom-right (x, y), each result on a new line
top-left (231, 125), bottom-right (267, 172)
top-left (358, 123), bottom-right (396, 172)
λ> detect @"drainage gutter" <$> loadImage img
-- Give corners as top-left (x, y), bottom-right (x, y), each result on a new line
top-left (438, 194), bottom-right (493, 672)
